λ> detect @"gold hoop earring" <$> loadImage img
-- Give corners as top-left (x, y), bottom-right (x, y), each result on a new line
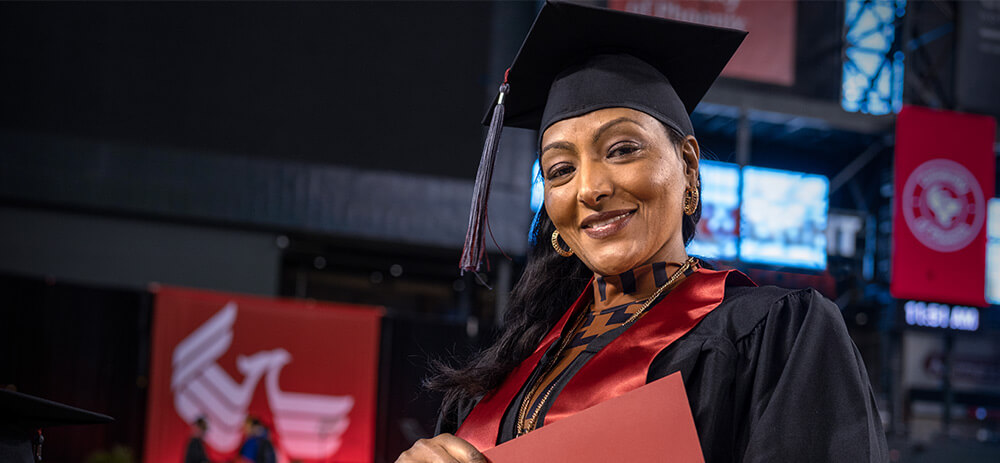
top-left (551, 230), bottom-right (574, 257)
top-left (683, 185), bottom-right (699, 216)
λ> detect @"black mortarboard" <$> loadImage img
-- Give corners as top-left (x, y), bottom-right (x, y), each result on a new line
top-left (460, 1), bottom-right (746, 273)
top-left (0, 389), bottom-right (113, 463)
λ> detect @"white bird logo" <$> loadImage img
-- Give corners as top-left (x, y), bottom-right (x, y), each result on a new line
top-left (172, 302), bottom-right (263, 452)
top-left (260, 348), bottom-right (354, 459)
top-left (926, 184), bottom-right (962, 227)
top-left (171, 303), bottom-right (354, 459)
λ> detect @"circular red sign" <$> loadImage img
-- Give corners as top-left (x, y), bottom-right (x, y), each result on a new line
top-left (901, 158), bottom-right (985, 252)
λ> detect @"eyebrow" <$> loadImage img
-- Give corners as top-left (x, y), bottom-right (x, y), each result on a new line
top-left (592, 117), bottom-right (642, 144)
top-left (539, 140), bottom-right (575, 157)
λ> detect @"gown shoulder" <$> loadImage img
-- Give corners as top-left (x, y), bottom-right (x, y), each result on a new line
top-left (649, 282), bottom-right (889, 462)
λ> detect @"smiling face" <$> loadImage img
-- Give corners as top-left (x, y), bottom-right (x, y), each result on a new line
top-left (540, 107), bottom-right (700, 276)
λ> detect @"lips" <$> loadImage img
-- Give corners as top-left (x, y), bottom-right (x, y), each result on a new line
top-left (581, 209), bottom-right (635, 239)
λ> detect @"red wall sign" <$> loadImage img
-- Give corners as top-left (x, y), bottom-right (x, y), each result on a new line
top-left (144, 287), bottom-right (383, 463)
top-left (891, 106), bottom-right (996, 307)
top-left (610, 0), bottom-right (797, 86)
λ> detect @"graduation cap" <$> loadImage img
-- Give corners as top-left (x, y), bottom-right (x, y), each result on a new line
top-left (0, 388), bottom-right (113, 463)
top-left (460, 0), bottom-right (746, 273)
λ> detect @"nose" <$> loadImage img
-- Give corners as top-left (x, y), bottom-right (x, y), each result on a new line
top-left (576, 159), bottom-right (613, 208)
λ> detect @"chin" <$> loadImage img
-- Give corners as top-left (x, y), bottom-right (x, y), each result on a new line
top-left (582, 246), bottom-right (645, 276)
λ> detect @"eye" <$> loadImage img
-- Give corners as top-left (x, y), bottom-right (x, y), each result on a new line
top-left (608, 142), bottom-right (641, 158)
top-left (546, 163), bottom-right (575, 180)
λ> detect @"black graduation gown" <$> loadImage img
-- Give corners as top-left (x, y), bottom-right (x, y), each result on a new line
top-left (436, 284), bottom-right (889, 462)
top-left (183, 436), bottom-right (209, 463)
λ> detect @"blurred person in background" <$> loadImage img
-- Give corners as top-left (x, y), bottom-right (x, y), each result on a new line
top-left (397, 2), bottom-right (888, 462)
top-left (238, 416), bottom-right (276, 463)
top-left (183, 417), bottom-right (210, 463)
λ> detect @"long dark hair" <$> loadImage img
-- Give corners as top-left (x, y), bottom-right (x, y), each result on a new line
top-left (426, 126), bottom-right (700, 416)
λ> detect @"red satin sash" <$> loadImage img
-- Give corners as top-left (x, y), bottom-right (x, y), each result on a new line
top-left (454, 276), bottom-right (594, 450)
top-left (454, 268), bottom-right (752, 451)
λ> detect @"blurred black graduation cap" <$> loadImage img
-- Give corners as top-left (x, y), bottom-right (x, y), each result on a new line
top-left (460, 0), bottom-right (746, 273)
top-left (0, 388), bottom-right (113, 463)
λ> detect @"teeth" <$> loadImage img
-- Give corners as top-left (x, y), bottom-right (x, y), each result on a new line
top-left (588, 212), bottom-right (630, 229)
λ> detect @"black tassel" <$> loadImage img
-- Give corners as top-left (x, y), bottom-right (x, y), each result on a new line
top-left (460, 80), bottom-right (510, 275)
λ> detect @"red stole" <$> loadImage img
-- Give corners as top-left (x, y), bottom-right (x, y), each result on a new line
top-left (455, 268), bottom-right (752, 451)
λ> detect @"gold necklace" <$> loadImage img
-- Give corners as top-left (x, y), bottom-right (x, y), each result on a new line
top-left (515, 303), bottom-right (587, 436)
top-left (621, 256), bottom-right (698, 326)
top-left (515, 256), bottom-right (698, 436)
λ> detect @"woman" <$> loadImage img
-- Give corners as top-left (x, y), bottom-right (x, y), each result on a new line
top-left (399, 2), bottom-right (887, 462)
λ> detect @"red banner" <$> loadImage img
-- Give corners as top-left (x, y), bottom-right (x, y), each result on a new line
top-left (891, 106), bottom-right (996, 307)
top-left (610, 0), bottom-right (797, 86)
top-left (144, 286), bottom-right (383, 463)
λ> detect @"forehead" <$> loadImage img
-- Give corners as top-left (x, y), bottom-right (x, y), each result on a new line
top-left (540, 107), bottom-right (662, 145)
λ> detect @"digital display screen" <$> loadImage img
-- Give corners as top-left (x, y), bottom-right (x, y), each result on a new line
top-left (688, 160), bottom-right (740, 260)
top-left (740, 166), bottom-right (829, 270)
top-left (985, 198), bottom-right (1000, 305)
top-left (530, 159), bottom-right (544, 213)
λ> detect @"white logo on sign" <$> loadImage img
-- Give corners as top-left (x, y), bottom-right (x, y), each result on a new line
top-left (901, 159), bottom-right (985, 252)
top-left (171, 303), bottom-right (354, 460)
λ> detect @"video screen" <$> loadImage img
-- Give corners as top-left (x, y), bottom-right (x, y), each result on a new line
top-left (986, 198), bottom-right (1000, 305)
top-left (530, 159), bottom-right (544, 213)
top-left (740, 166), bottom-right (829, 270)
top-left (688, 160), bottom-right (740, 260)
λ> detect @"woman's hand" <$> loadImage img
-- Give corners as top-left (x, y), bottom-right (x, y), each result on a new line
top-left (395, 433), bottom-right (487, 463)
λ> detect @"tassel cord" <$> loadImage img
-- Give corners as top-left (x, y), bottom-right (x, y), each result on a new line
top-left (460, 81), bottom-right (510, 275)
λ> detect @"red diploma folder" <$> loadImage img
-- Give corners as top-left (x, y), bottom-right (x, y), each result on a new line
top-left (482, 372), bottom-right (704, 463)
